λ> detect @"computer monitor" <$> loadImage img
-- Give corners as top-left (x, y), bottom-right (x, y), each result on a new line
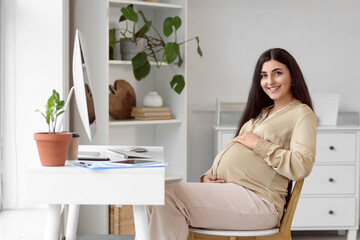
top-left (58, 29), bottom-right (97, 141)
top-left (72, 29), bottom-right (97, 141)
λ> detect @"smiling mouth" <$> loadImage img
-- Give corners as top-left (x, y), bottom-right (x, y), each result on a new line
top-left (268, 86), bottom-right (281, 93)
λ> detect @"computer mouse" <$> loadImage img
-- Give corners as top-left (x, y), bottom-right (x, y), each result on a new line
top-left (127, 147), bottom-right (148, 153)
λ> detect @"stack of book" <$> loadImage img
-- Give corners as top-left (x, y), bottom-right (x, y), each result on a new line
top-left (131, 107), bottom-right (172, 120)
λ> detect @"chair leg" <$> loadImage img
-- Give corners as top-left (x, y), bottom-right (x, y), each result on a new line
top-left (187, 231), bottom-right (195, 240)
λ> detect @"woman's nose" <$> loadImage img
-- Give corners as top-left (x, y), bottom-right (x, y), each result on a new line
top-left (268, 76), bottom-right (276, 85)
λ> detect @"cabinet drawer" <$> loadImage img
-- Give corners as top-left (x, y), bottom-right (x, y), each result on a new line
top-left (292, 197), bottom-right (356, 228)
top-left (302, 165), bottom-right (355, 195)
top-left (316, 133), bottom-right (356, 163)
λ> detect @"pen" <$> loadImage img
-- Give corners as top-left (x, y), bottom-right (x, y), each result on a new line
top-left (78, 157), bottom-right (109, 161)
top-left (78, 162), bottom-right (92, 167)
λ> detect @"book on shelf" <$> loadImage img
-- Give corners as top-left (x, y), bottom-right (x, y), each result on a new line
top-left (132, 107), bottom-right (170, 112)
top-left (131, 111), bottom-right (171, 117)
top-left (134, 116), bottom-right (172, 120)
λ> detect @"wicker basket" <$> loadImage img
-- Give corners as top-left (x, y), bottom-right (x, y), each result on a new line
top-left (109, 205), bottom-right (135, 235)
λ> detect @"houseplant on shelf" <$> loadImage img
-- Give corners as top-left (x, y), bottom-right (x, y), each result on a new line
top-left (109, 4), bottom-right (202, 94)
top-left (34, 89), bottom-right (72, 166)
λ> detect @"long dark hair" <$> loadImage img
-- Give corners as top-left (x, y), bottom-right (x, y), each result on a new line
top-left (235, 48), bottom-right (313, 136)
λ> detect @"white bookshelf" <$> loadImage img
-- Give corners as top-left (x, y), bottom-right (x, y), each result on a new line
top-left (74, 0), bottom-right (187, 234)
top-left (109, 0), bottom-right (182, 10)
top-left (75, 0), bottom-right (187, 181)
top-left (109, 60), bottom-right (168, 66)
top-left (108, 119), bottom-right (182, 126)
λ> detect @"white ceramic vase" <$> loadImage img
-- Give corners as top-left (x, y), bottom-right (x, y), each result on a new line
top-left (143, 91), bottom-right (163, 107)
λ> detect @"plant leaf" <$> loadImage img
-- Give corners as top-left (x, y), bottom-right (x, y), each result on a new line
top-left (53, 90), bottom-right (60, 102)
top-left (138, 10), bottom-right (151, 27)
top-left (35, 110), bottom-right (47, 119)
top-left (132, 52), bottom-right (148, 70)
top-left (56, 110), bottom-right (65, 117)
top-left (121, 5), bottom-right (138, 22)
top-left (46, 109), bottom-right (52, 124)
top-left (119, 15), bottom-right (126, 22)
top-left (135, 22), bottom-right (151, 39)
top-left (173, 16), bottom-right (182, 30)
top-left (177, 52), bottom-right (183, 67)
top-left (109, 28), bottom-right (117, 48)
top-left (163, 17), bottom-right (174, 37)
top-left (47, 95), bottom-right (55, 109)
top-left (170, 75), bottom-right (185, 94)
top-left (196, 36), bottom-right (203, 57)
top-left (56, 100), bottom-right (65, 111)
top-left (163, 17), bottom-right (182, 37)
top-left (133, 61), bottom-right (151, 80)
top-left (164, 42), bottom-right (179, 64)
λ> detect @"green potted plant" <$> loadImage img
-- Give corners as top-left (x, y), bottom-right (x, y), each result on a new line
top-left (109, 4), bottom-right (202, 94)
top-left (34, 89), bottom-right (72, 166)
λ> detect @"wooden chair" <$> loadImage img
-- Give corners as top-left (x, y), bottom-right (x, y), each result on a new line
top-left (187, 179), bottom-right (304, 240)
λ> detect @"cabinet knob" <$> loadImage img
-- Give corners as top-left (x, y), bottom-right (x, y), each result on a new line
top-left (329, 210), bottom-right (334, 215)
top-left (329, 178), bottom-right (334, 182)
top-left (329, 146), bottom-right (335, 150)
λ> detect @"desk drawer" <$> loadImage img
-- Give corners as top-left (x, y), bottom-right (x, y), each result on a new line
top-left (292, 197), bottom-right (356, 228)
top-left (302, 165), bottom-right (355, 195)
top-left (316, 133), bottom-right (356, 163)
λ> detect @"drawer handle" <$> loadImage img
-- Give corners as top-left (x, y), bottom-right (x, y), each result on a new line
top-left (329, 210), bottom-right (334, 215)
top-left (329, 146), bottom-right (335, 150)
top-left (329, 178), bottom-right (334, 182)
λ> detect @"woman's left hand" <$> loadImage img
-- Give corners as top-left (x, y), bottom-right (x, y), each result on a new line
top-left (232, 131), bottom-right (261, 150)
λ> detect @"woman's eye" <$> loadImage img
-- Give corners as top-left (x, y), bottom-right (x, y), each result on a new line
top-left (260, 74), bottom-right (267, 79)
top-left (275, 71), bottom-right (282, 76)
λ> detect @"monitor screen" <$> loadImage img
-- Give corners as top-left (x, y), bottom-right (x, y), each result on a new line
top-left (73, 29), bottom-right (97, 141)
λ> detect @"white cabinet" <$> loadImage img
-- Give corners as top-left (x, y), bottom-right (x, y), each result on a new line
top-left (214, 123), bottom-right (360, 240)
top-left (292, 129), bottom-right (360, 240)
top-left (74, 0), bottom-right (188, 183)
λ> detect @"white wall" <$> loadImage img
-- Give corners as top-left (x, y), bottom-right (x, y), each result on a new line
top-left (1, 0), bottom-right (360, 234)
top-left (2, 0), bottom-right (64, 208)
top-left (187, 0), bottom-right (360, 182)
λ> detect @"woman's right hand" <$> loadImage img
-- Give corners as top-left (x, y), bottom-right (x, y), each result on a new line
top-left (202, 175), bottom-right (226, 183)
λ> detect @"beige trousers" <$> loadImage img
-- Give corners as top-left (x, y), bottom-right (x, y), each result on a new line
top-left (148, 182), bottom-right (279, 240)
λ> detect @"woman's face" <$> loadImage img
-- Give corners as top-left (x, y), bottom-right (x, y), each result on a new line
top-left (260, 60), bottom-right (293, 104)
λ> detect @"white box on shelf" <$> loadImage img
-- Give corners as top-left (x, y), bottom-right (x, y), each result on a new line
top-left (313, 93), bottom-right (340, 126)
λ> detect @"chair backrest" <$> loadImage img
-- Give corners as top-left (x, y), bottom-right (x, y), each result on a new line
top-left (279, 179), bottom-right (304, 232)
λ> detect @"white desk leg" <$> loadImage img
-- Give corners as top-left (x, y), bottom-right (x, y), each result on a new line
top-left (65, 204), bottom-right (80, 240)
top-left (44, 204), bottom-right (61, 240)
top-left (347, 230), bottom-right (357, 240)
top-left (133, 205), bottom-right (149, 240)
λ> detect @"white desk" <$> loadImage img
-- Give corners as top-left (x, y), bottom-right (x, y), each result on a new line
top-left (27, 145), bottom-right (165, 240)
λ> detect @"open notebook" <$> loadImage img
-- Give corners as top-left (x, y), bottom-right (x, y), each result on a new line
top-left (75, 147), bottom-right (166, 169)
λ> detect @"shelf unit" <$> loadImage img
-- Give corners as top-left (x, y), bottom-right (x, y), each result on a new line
top-left (74, 0), bottom-right (187, 184)
top-left (109, 118), bottom-right (182, 126)
top-left (109, 0), bottom-right (182, 9)
top-left (109, 60), bottom-right (169, 66)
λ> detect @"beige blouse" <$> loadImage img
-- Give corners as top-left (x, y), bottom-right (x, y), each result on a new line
top-left (202, 101), bottom-right (317, 224)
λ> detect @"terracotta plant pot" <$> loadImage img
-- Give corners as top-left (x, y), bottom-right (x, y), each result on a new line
top-left (34, 132), bottom-right (72, 166)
